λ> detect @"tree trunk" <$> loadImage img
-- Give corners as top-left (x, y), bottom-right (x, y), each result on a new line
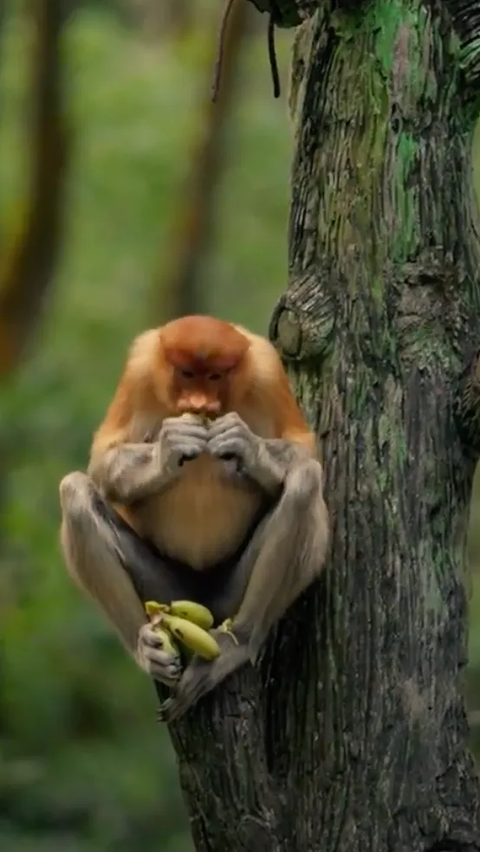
top-left (161, 2), bottom-right (480, 850)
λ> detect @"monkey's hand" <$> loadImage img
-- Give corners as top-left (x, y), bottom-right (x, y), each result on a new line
top-left (157, 629), bottom-right (250, 722)
top-left (89, 415), bottom-right (208, 504)
top-left (136, 623), bottom-right (183, 688)
top-left (159, 413), bottom-right (209, 473)
top-left (207, 412), bottom-right (285, 494)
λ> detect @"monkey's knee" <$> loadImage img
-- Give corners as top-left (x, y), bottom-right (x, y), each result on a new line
top-left (58, 471), bottom-right (106, 546)
top-left (59, 471), bottom-right (95, 513)
top-left (59, 471), bottom-right (118, 574)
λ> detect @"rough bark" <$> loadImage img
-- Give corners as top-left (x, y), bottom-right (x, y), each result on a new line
top-left (160, 2), bottom-right (480, 851)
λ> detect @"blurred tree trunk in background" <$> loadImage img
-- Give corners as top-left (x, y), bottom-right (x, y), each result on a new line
top-left (164, 2), bottom-right (480, 850)
top-left (156, 0), bottom-right (251, 320)
top-left (0, 0), bottom-right (70, 572)
top-left (129, 0), bottom-right (193, 41)
top-left (0, 0), bottom-right (70, 379)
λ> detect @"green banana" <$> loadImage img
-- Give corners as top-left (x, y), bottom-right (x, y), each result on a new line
top-left (145, 599), bottom-right (214, 630)
top-left (145, 601), bottom-right (169, 618)
top-left (144, 600), bottom-right (219, 659)
top-left (161, 613), bottom-right (220, 660)
top-left (169, 600), bottom-right (214, 630)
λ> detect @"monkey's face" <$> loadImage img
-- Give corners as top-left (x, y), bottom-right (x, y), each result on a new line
top-left (158, 325), bottom-right (250, 418)
top-left (170, 366), bottom-right (230, 417)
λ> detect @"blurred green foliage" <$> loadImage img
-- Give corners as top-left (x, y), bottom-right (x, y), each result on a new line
top-left (0, 5), bottom-right (294, 850)
top-left (2, 5), bottom-right (480, 851)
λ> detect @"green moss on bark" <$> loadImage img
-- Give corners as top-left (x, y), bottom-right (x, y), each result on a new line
top-left (161, 3), bottom-right (480, 851)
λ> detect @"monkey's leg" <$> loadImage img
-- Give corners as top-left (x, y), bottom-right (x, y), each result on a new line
top-left (159, 457), bottom-right (328, 721)
top-left (59, 471), bottom-right (192, 687)
top-left (157, 525), bottom-right (264, 721)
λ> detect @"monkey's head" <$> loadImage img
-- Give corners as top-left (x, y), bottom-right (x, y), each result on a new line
top-left (157, 315), bottom-right (251, 417)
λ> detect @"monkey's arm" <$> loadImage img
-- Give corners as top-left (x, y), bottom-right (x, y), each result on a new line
top-left (59, 471), bottom-right (193, 686)
top-left (160, 438), bottom-right (329, 722)
top-left (206, 410), bottom-right (314, 494)
top-left (89, 415), bottom-right (209, 503)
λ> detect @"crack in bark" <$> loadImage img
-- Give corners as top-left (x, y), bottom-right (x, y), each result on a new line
top-left (454, 349), bottom-right (480, 454)
top-left (444, 0), bottom-right (480, 96)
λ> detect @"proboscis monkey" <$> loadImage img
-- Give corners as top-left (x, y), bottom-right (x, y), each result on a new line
top-left (59, 315), bottom-right (329, 720)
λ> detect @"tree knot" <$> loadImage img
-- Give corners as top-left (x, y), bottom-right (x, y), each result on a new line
top-left (269, 268), bottom-right (336, 361)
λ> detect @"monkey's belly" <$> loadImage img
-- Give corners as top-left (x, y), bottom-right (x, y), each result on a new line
top-left (123, 459), bottom-right (264, 569)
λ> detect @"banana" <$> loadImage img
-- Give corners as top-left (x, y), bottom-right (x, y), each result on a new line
top-left (145, 601), bottom-right (169, 618)
top-left (144, 600), bottom-right (219, 658)
top-left (161, 614), bottom-right (221, 660)
top-left (145, 599), bottom-right (215, 631)
top-left (169, 600), bottom-right (214, 630)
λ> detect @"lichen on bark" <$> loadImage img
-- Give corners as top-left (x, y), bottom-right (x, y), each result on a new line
top-left (161, 2), bottom-right (480, 850)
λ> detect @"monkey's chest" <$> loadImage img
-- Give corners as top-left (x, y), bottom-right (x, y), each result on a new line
top-left (131, 456), bottom-right (263, 569)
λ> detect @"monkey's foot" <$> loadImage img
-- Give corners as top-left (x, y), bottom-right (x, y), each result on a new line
top-left (137, 623), bottom-right (183, 687)
top-left (157, 629), bottom-right (250, 722)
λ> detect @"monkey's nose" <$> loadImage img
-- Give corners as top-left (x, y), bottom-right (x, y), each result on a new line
top-left (180, 395), bottom-right (220, 415)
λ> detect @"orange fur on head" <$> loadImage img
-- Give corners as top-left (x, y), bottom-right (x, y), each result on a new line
top-left (160, 316), bottom-right (250, 371)
top-left (157, 315), bottom-right (252, 417)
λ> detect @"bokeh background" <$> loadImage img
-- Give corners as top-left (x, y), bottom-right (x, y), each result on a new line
top-left (1, 3), bottom-right (480, 851)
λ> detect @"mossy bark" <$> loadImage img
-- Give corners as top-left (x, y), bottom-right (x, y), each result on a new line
top-left (164, 3), bottom-right (480, 850)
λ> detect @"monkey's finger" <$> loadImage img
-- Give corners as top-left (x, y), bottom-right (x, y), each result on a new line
top-left (146, 648), bottom-right (182, 679)
top-left (163, 421), bottom-right (208, 440)
top-left (158, 686), bottom-right (198, 722)
top-left (169, 641), bottom-right (251, 721)
top-left (207, 423), bottom-right (247, 442)
top-left (173, 426), bottom-right (209, 442)
top-left (160, 679), bottom-right (207, 721)
top-left (207, 414), bottom-right (243, 438)
top-left (207, 435), bottom-right (247, 460)
top-left (151, 667), bottom-right (182, 688)
top-left (159, 665), bottom-right (215, 722)
top-left (139, 624), bottom-right (167, 648)
top-left (145, 645), bottom-right (181, 666)
top-left (175, 441), bottom-right (208, 465)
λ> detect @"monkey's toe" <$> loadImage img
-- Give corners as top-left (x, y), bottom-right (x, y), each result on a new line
top-left (151, 660), bottom-right (182, 687)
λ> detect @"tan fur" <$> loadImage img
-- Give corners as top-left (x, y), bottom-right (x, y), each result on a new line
top-left (60, 317), bottom-right (328, 702)
top-left (89, 318), bottom-right (315, 569)
top-left (120, 456), bottom-right (262, 568)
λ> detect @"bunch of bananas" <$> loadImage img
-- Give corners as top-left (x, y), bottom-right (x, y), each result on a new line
top-left (145, 600), bottom-right (221, 661)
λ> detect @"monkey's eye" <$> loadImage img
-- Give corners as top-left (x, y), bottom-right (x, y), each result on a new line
top-left (208, 373), bottom-right (222, 382)
top-left (179, 368), bottom-right (194, 379)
